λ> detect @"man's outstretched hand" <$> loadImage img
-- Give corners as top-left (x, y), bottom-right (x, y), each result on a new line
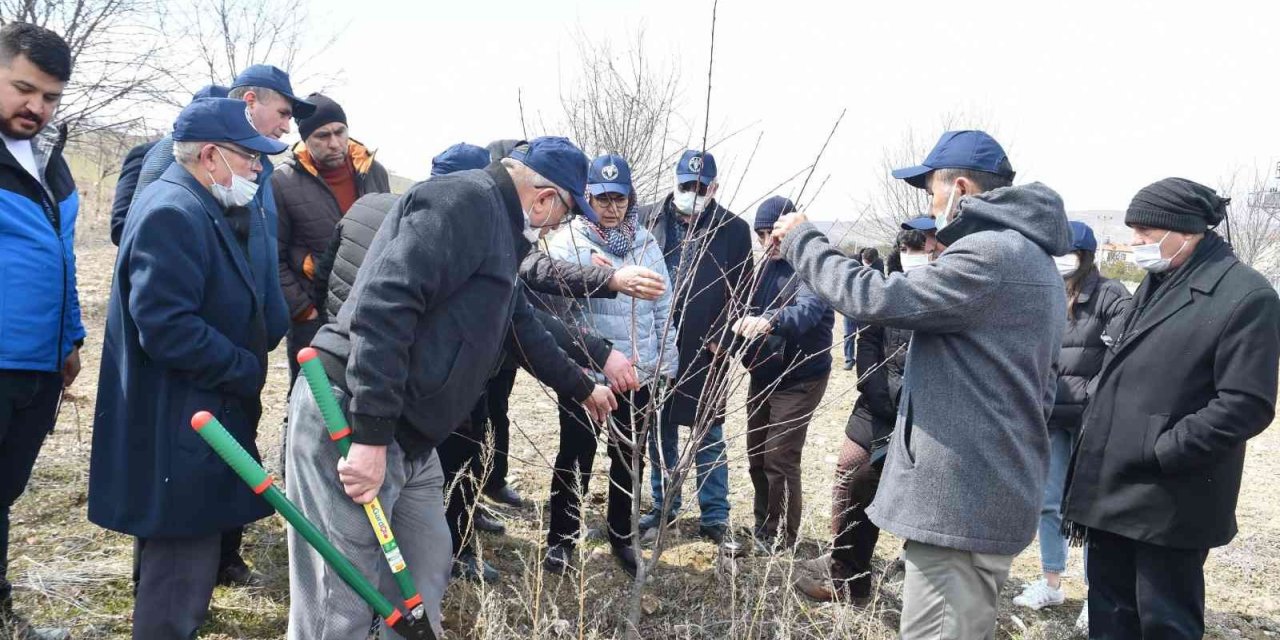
top-left (582, 384), bottom-right (619, 424)
top-left (602, 350), bottom-right (639, 393)
top-left (609, 265), bottom-right (666, 301)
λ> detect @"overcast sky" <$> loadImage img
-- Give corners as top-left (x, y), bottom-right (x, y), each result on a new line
top-left (292, 0), bottom-right (1278, 219)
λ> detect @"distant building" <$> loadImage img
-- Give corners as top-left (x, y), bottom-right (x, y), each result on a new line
top-left (1101, 242), bottom-right (1133, 262)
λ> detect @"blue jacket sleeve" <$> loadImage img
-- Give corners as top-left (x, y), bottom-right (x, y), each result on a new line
top-left (127, 205), bottom-right (263, 398)
top-left (110, 143), bottom-right (150, 246)
top-left (64, 211), bottom-right (86, 345)
top-left (766, 280), bottom-right (828, 340)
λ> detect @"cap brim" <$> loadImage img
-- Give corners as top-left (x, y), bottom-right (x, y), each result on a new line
top-left (900, 218), bottom-right (937, 231)
top-left (572, 193), bottom-right (599, 224)
top-left (235, 133), bottom-right (288, 156)
top-left (890, 165), bottom-right (933, 189)
top-left (676, 173), bottom-right (714, 185)
top-left (588, 182), bottom-right (631, 197)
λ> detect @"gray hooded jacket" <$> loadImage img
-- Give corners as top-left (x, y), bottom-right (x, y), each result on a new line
top-left (781, 182), bottom-right (1072, 555)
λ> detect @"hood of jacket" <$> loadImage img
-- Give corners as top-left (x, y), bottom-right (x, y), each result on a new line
top-left (944, 182), bottom-right (1073, 257)
top-left (290, 138), bottom-right (377, 177)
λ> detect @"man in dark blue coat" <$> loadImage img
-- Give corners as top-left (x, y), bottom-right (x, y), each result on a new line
top-left (89, 97), bottom-right (288, 639)
top-left (734, 196), bottom-right (833, 547)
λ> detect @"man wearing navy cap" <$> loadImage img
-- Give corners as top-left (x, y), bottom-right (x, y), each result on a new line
top-left (287, 136), bottom-right (616, 636)
top-left (89, 97), bottom-right (289, 637)
top-left (901, 216), bottom-right (939, 257)
top-left (637, 149), bottom-right (753, 545)
top-left (772, 130), bottom-right (1072, 638)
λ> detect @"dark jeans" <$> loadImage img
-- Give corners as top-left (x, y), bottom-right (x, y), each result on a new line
top-left (842, 316), bottom-right (857, 365)
top-left (285, 317), bottom-right (324, 383)
top-left (1087, 528), bottom-right (1210, 640)
top-left (0, 370), bottom-right (61, 603)
top-left (482, 368), bottom-right (518, 493)
top-left (830, 436), bottom-right (881, 599)
top-left (132, 534), bottom-right (221, 640)
top-left (745, 375), bottom-right (827, 543)
top-left (549, 389), bottom-right (649, 549)
top-left (438, 414), bottom-right (484, 558)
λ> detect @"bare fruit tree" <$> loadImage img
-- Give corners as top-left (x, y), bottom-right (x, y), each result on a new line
top-left (559, 27), bottom-right (682, 203)
top-left (177, 0), bottom-right (340, 91)
top-left (0, 0), bottom-right (178, 137)
top-left (1219, 163), bottom-right (1280, 279)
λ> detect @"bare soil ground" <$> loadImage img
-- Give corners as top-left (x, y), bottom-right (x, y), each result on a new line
top-left (9, 210), bottom-right (1280, 638)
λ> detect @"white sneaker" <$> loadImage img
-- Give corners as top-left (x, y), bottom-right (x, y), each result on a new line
top-left (1075, 601), bottom-right (1089, 634)
top-left (1012, 579), bottom-right (1066, 610)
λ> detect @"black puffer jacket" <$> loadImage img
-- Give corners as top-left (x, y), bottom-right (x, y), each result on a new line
top-left (1049, 270), bottom-right (1130, 433)
top-left (846, 323), bottom-right (911, 449)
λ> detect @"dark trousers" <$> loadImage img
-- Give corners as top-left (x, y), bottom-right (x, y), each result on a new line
top-left (438, 415), bottom-right (483, 558)
top-left (548, 388), bottom-right (649, 549)
top-left (830, 436), bottom-right (882, 598)
top-left (0, 370), bottom-right (61, 603)
top-left (745, 375), bottom-right (827, 543)
top-left (1087, 528), bottom-right (1210, 640)
top-left (132, 533), bottom-right (221, 640)
top-left (285, 317), bottom-right (324, 383)
top-left (482, 368), bottom-right (518, 493)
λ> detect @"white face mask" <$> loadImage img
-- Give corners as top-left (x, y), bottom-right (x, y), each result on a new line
top-left (900, 253), bottom-right (930, 273)
top-left (1132, 230), bottom-right (1188, 273)
top-left (934, 184), bottom-right (959, 231)
top-left (1054, 254), bottom-right (1080, 277)
top-left (208, 148), bottom-right (258, 208)
top-left (672, 180), bottom-right (708, 217)
top-left (521, 206), bottom-right (542, 245)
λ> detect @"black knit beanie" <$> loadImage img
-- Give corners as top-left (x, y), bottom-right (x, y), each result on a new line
top-left (1125, 177), bottom-right (1228, 234)
top-left (296, 93), bottom-right (347, 141)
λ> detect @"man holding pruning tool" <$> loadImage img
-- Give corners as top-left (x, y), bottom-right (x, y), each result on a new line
top-left (285, 136), bottom-right (616, 638)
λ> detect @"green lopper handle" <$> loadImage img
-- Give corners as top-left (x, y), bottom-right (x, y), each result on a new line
top-left (189, 411), bottom-right (398, 622)
top-left (295, 348), bottom-right (425, 620)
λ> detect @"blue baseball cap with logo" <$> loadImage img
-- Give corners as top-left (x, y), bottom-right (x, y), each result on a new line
top-left (891, 130), bottom-right (1015, 189)
top-left (431, 143), bottom-right (490, 176)
top-left (231, 64), bottom-right (316, 119)
top-left (509, 136), bottom-right (599, 224)
top-left (173, 98), bottom-right (288, 155)
top-left (900, 216), bottom-right (937, 232)
top-left (1069, 220), bottom-right (1098, 252)
top-left (587, 154), bottom-right (632, 197)
top-left (676, 149), bottom-right (717, 185)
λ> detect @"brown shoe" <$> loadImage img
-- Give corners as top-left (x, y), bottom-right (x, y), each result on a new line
top-left (794, 573), bottom-right (840, 602)
top-left (797, 553), bottom-right (832, 579)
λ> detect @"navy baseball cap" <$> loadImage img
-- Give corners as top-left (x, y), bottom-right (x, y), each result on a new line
top-left (1069, 220), bottom-right (1098, 252)
top-left (587, 154), bottom-right (632, 197)
top-left (891, 130), bottom-right (1015, 190)
top-left (173, 98), bottom-right (288, 155)
top-left (431, 143), bottom-right (491, 176)
top-left (190, 84), bottom-right (229, 102)
top-left (231, 64), bottom-right (316, 119)
top-left (675, 149), bottom-right (717, 185)
top-left (510, 136), bottom-right (599, 224)
top-left (900, 216), bottom-right (937, 232)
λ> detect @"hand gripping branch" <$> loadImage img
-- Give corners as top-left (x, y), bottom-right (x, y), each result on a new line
top-left (190, 411), bottom-right (437, 640)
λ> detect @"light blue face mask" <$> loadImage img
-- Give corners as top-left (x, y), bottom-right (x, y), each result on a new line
top-left (208, 148), bottom-right (259, 208)
top-left (934, 184), bottom-right (959, 232)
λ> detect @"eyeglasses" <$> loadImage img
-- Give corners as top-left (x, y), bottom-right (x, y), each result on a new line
top-left (590, 194), bottom-right (629, 211)
top-left (677, 181), bottom-right (711, 197)
top-left (213, 144), bottom-right (261, 166)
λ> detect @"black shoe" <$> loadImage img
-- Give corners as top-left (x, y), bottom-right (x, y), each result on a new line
top-left (543, 544), bottom-right (572, 575)
top-left (473, 508), bottom-right (507, 535)
top-left (611, 544), bottom-right (638, 578)
top-left (484, 484), bottom-right (527, 508)
top-left (452, 551), bottom-right (500, 584)
top-left (698, 523), bottom-right (729, 545)
top-left (843, 362), bottom-right (855, 371)
top-left (217, 561), bottom-right (263, 587)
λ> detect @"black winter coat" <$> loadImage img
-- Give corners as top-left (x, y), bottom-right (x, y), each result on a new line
top-left (1049, 270), bottom-right (1130, 433)
top-left (110, 141), bottom-right (155, 246)
top-left (846, 323), bottom-right (911, 449)
top-left (272, 140), bottom-right (390, 320)
top-left (1063, 234), bottom-right (1280, 549)
top-left (638, 196), bottom-right (753, 425)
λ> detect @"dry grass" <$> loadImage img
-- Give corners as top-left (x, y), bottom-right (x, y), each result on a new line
top-left (9, 210), bottom-right (1280, 639)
